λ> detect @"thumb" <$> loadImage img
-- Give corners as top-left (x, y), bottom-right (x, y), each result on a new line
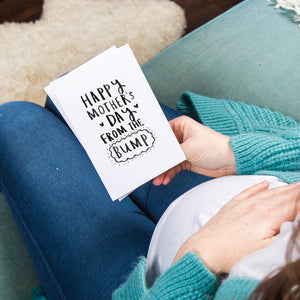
top-left (180, 138), bottom-right (196, 162)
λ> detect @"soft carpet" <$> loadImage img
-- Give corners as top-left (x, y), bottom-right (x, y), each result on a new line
top-left (0, 0), bottom-right (186, 106)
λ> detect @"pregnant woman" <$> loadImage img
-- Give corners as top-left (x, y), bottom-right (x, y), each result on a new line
top-left (0, 92), bottom-right (299, 299)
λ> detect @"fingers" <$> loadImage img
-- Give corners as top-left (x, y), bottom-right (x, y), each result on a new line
top-left (153, 169), bottom-right (176, 186)
top-left (261, 234), bottom-right (278, 248)
top-left (250, 181), bottom-right (300, 208)
top-left (232, 181), bottom-right (300, 234)
top-left (153, 173), bottom-right (165, 186)
top-left (232, 181), bottom-right (300, 212)
top-left (153, 164), bottom-right (186, 186)
top-left (271, 182), bottom-right (300, 223)
top-left (153, 171), bottom-right (175, 186)
top-left (262, 181), bottom-right (300, 199)
top-left (233, 180), bottom-right (270, 201)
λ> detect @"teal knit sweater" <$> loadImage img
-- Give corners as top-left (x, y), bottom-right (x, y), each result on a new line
top-left (113, 92), bottom-right (300, 299)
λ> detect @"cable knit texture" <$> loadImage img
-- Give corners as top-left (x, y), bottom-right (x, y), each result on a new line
top-left (177, 92), bottom-right (300, 183)
top-left (113, 252), bottom-right (221, 299)
top-left (113, 252), bottom-right (259, 300)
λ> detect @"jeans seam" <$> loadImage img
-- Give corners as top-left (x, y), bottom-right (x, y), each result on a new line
top-left (128, 184), bottom-right (156, 225)
top-left (144, 184), bottom-right (156, 224)
top-left (0, 185), bottom-right (66, 300)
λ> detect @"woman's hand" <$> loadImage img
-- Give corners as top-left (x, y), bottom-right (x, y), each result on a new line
top-left (173, 181), bottom-right (300, 274)
top-left (153, 116), bottom-right (237, 186)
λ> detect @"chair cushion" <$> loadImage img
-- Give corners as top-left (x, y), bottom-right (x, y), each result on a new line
top-left (142, 0), bottom-right (300, 122)
top-left (0, 192), bottom-right (40, 299)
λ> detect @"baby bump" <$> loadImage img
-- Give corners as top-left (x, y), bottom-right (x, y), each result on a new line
top-left (145, 175), bottom-right (286, 286)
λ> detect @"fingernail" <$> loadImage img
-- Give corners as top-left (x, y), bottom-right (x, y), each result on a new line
top-left (152, 178), bottom-right (159, 186)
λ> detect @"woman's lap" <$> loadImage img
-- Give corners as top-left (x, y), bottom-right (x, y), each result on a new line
top-left (0, 100), bottom-right (210, 299)
top-left (45, 96), bottom-right (211, 223)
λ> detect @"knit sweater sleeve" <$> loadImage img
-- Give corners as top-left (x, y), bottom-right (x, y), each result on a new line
top-left (230, 130), bottom-right (300, 183)
top-left (214, 277), bottom-right (260, 300)
top-left (177, 92), bottom-right (300, 183)
top-left (177, 92), bottom-right (298, 135)
top-left (112, 252), bottom-right (220, 299)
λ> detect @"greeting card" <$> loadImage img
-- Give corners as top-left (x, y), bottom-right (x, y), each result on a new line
top-left (45, 45), bottom-right (185, 200)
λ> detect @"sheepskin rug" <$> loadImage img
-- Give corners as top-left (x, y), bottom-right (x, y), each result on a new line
top-left (0, 0), bottom-right (186, 106)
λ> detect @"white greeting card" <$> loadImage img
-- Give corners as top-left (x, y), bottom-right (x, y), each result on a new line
top-left (45, 44), bottom-right (186, 200)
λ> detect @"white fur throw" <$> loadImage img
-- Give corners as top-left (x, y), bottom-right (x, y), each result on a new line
top-left (0, 0), bottom-right (186, 106)
top-left (269, 0), bottom-right (300, 22)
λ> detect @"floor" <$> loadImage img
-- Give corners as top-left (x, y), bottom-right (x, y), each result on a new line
top-left (171, 0), bottom-right (242, 33)
top-left (0, 0), bottom-right (44, 24)
top-left (0, 0), bottom-right (242, 34)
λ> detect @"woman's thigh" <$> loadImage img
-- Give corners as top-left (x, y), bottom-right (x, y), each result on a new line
top-left (0, 102), bottom-right (155, 299)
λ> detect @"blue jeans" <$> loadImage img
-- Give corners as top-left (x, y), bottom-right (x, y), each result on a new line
top-left (0, 100), bottom-right (210, 299)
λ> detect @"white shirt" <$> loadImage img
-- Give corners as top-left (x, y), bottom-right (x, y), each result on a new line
top-left (145, 175), bottom-right (299, 286)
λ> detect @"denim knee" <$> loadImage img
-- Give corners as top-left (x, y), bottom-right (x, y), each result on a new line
top-left (0, 101), bottom-right (45, 126)
top-left (0, 101), bottom-right (48, 183)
